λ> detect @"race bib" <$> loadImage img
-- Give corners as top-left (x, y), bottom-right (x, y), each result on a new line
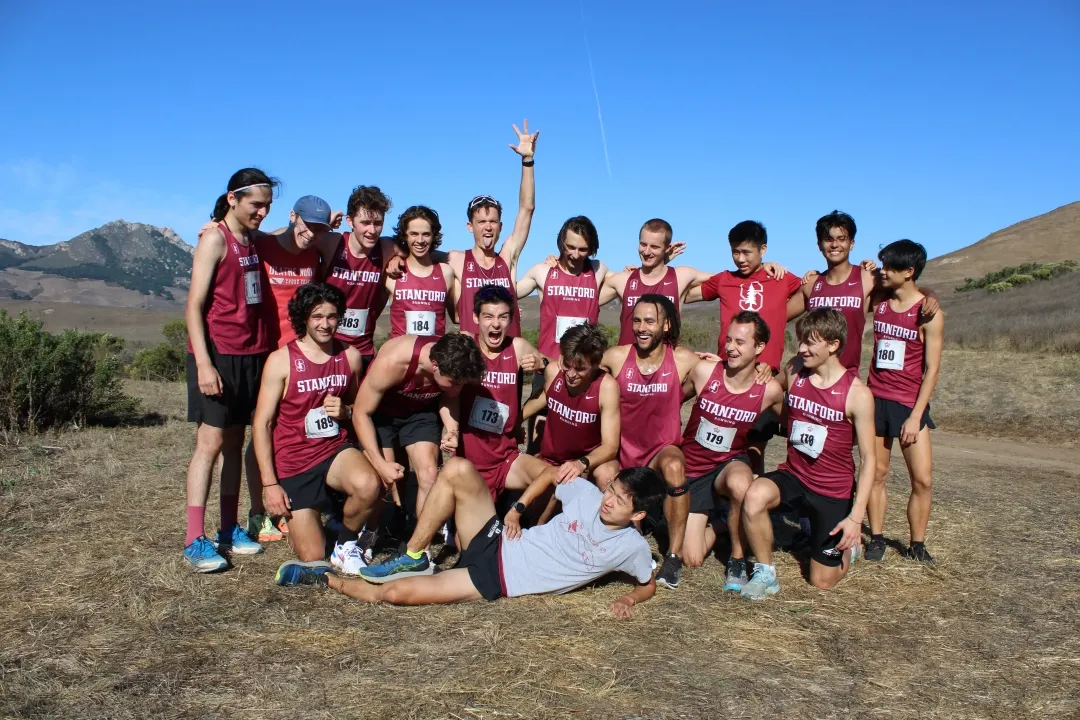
top-left (338, 308), bottom-right (369, 338)
top-left (875, 338), bottom-right (906, 371)
top-left (244, 270), bottom-right (262, 305)
top-left (790, 419), bottom-right (828, 460)
top-left (695, 417), bottom-right (737, 454)
top-left (468, 397), bottom-right (510, 434)
top-left (405, 310), bottom-right (437, 336)
top-left (304, 406), bottom-right (339, 439)
top-left (555, 315), bottom-right (587, 343)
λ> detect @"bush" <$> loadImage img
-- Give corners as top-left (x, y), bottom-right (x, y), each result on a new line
top-left (1032, 267), bottom-right (1054, 280)
top-left (955, 260), bottom-right (1076, 292)
top-left (985, 282), bottom-right (1012, 293)
top-left (1006, 273), bottom-right (1034, 286)
top-left (0, 311), bottom-right (139, 433)
top-left (128, 319), bottom-right (188, 381)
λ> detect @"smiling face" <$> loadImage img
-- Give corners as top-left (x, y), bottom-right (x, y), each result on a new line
top-left (879, 264), bottom-right (913, 289)
top-left (599, 479), bottom-right (646, 526)
top-left (349, 207), bottom-right (384, 250)
top-left (467, 206), bottom-right (502, 251)
top-left (819, 225), bottom-right (854, 267)
top-left (228, 186), bottom-right (273, 231)
top-left (289, 214), bottom-right (328, 251)
top-left (560, 229), bottom-right (591, 271)
top-left (797, 332), bottom-right (840, 370)
top-left (723, 320), bottom-right (764, 371)
top-left (405, 217), bottom-right (434, 259)
top-left (304, 301), bottom-right (340, 344)
top-left (637, 229), bottom-right (668, 271)
top-left (560, 354), bottom-right (597, 389)
top-left (474, 300), bottom-right (512, 351)
top-left (631, 301), bottom-right (667, 353)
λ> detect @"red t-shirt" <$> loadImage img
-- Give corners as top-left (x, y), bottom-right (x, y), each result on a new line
top-left (255, 234), bottom-right (320, 348)
top-left (699, 268), bottom-right (801, 371)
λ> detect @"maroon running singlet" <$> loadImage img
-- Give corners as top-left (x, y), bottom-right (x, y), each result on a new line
top-left (460, 340), bottom-right (522, 498)
top-left (390, 263), bottom-right (448, 339)
top-left (867, 299), bottom-right (926, 407)
top-left (616, 346), bottom-right (682, 468)
top-left (807, 265), bottom-right (866, 372)
top-left (618, 267), bottom-right (680, 345)
top-left (779, 369), bottom-right (857, 499)
top-left (195, 222), bottom-right (268, 355)
top-left (376, 336), bottom-right (441, 417)
top-left (325, 232), bottom-right (383, 355)
top-left (537, 264), bottom-right (600, 359)
top-left (681, 364), bottom-right (766, 476)
top-left (458, 252), bottom-right (522, 337)
top-left (272, 341), bottom-right (350, 478)
top-left (539, 371), bottom-right (603, 465)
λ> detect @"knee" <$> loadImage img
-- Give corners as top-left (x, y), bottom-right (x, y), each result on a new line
top-left (727, 472), bottom-right (752, 503)
top-left (874, 460), bottom-right (891, 485)
top-left (195, 431), bottom-right (225, 457)
top-left (659, 455), bottom-right (685, 483)
top-left (810, 569), bottom-right (840, 591)
top-left (742, 483), bottom-right (769, 516)
top-left (381, 582), bottom-right (410, 605)
top-left (440, 457), bottom-right (476, 487)
top-left (416, 463), bottom-right (438, 491)
top-left (911, 472), bottom-right (932, 493)
top-left (682, 538), bottom-right (706, 568)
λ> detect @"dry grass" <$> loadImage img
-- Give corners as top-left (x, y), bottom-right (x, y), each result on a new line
top-left (1, 381), bottom-right (1078, 719)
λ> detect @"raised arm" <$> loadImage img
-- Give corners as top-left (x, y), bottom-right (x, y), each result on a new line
top-left (185, 226), bottom-right (228, 397)
top-left (251, 348), bottom-right (290, 517)
top-left (499, 119), bottom-right (539, 276)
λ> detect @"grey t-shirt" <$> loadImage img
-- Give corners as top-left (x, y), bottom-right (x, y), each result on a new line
top-left (499, 478), bottom-right (654, 598)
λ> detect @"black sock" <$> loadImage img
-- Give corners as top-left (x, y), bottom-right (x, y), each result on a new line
top-left (911, 540), bottom-right (925, 551)
top-left (338, 526), bottom-right (358, 546)
top-left (871, 533), bottom-right (884, 544)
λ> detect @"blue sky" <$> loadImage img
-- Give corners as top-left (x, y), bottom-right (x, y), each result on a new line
top-left (1, 1), bottom-right (1077, 275)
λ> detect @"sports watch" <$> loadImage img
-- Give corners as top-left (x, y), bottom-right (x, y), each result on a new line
top-left (578, 456), bottom-right (591, 471)
top-left (511, 501), bottom-right (526, 514)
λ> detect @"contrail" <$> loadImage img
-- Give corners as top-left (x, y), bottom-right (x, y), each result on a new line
top-left (580, 1), bottom-right (612, 180)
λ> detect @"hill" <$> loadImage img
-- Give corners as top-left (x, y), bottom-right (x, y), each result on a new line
top-left (920, 200), bottom-right (1079, 292)
top-left (0, 220), bottom-right (193, 303)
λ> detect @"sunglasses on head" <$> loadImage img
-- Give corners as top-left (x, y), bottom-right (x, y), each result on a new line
top-left (468, 195), bottom-right (502, 212)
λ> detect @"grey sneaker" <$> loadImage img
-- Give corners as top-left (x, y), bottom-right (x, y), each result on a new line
top-left (723, 558), bottom-right (748, 592)
top-left (740, 563), bottom-right (780, 601)
top-left (864, 537), bottom-right (886, 562)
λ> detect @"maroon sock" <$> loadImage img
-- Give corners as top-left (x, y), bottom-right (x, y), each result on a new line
top-left (186, 506), bottom-right (206, 546)
top-left (219, 494), bottom-right (239, 537)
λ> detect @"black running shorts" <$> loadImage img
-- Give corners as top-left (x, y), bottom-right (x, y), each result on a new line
top-left (278, 443), bottom-right (354, 512)
top-left (874, 397), bottom-right (935, 438)
top-left (374, 409), bottom-right (442, 449)
top-left (186, 345), bottom-right (266, 428)
top-left (764, 469), bottom-right (853, 568)
top-left (455, 514), bottom-right (505, 602)
top-left (688, 454), bottom-right (751, 514)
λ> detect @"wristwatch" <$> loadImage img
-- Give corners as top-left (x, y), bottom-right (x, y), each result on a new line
top-left (578, 456), bottom-right (591, 471)
top-left (511, 501), bottom-right (526, 514)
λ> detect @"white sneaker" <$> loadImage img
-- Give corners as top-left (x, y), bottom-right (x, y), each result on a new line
top-left (330, 540), bottom-right (357, 571)
top-left (335, 542), bottom-right (370, 575)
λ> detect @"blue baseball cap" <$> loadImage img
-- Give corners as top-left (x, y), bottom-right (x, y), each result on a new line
top-left (293, 195), bottom-right (331, 227)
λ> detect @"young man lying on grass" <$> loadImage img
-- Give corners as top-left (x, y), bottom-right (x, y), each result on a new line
top-left (278, 457), bottom-right (665, 618)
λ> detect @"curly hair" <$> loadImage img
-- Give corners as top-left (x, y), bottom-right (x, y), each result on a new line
top-left (635, 293), bottom-right (680, 346)
top-left (393, 205), bottom-right (443, 254)
top-left (287, 283), bottom-right (346, 339)
top-left (346, 185), bottom-right (392, 219)
top-left (429, 333), bottom-right (486, 384)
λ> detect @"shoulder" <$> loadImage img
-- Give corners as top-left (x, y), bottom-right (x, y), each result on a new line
top-left (605, 268), bottom-right (630, 287)
top-left (264, 344), bottom-right (291, 375)
top-left (447, 249), bottom-right (466, 267)
top-left (846, 376), bottom-right (874, 410)
top-left (599, 371), bottom-right (620, 395)
top-left (195, 225), bottom-right (227, 252)
top-left (673, 345), bottom-right (700, 366)
top-left (692, 358), bottom-right (717, 384)
top-left (603, 344), bottom-right (631, 369)
top-left (438, 261), bottom-right (455, 280)
top-left (344, 344), bottom-right (364, 365)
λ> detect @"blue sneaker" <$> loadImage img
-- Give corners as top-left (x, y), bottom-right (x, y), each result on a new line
top-left (215, 525), bottom-right (263, 555)
top-left (740, 563), bottom-right (780, 601)
top-left (274, 560), bottom-right (333, 586)
top-left (723, 558), bottom-right (748, 592)
top-left (184, 536), bottom-right (228, 573)
top-left (358, 551), bottom-right (432, 584)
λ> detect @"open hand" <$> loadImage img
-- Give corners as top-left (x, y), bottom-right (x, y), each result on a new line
top-left (509, 118), bottom-right (539, 158)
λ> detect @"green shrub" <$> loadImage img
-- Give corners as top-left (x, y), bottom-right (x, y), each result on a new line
top-left (0, 311), bottom-right (139, 433)
top-left (1032, 267), bottom-right (1054, 280)
top-left (985, 282), bottom-right (1012, 293)
top-left (1006, 273), bottom-right (1034, 286)
top-left (128, 319), bottom-right (188, 381)
top-left (956, 260), bottom-right (1077, 292)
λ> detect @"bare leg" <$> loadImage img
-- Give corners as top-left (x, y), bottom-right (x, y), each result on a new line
top-left (808, 553), bottom-right (854, 590)
top-left (503, 453), bottom-right (553, 491)
top-left (244, 437), bottom-right (265, 515)
top-left (900, 428), bottom-right (933, 543)
top-left (405, 442), bottom-right (440, 516)
top-left (682, 513), bottom-right (712, 568)
top-left (405, 457), bottom-right (498, 555)
top-left (869, 435), bottom-right (893, 535)
top-left (717, 461), bottom-right (753, 559)
top-left (329, 566), bottom-right (482, 605)
top-left (592, 460), bottom-right (619, 491)
top-left (652, 446), bottom-right (689, 557)
top-left (326, 448), bottom-right (382, 535)
top-left (742, 475), bottom-right (782, 565)
top-left (286, 508), bottom-right (325, 562)
top-left (186, 424), bottom-right (225, 513)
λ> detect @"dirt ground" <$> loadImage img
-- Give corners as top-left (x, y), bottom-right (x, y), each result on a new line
top-left (1, 381), bottom-right (1077, 719)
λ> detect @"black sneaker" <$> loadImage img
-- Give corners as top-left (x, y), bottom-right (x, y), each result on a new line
top-left (864, 537), bottom-right (886, 562)
top-left (905, 544), bottom-right (936, 565)
top-left (656, 552), bottom-right (682, 590)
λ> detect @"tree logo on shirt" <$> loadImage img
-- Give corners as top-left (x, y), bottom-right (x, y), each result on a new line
top-left (232, 243), bottom-right (240, 256)
top-left (739, 281), bottom-right (764, 312)
top-left (553, 378), bottom-right (563, 393)
top-left (294, 359), bottom-right (306, 373)
top-left (814, 281), bottom-right (822, 293)
top-left (468, 262), bottom-right (475, 272)
top-left (626, 367), bottom-right (634, 379)
top-left (551, 269), bottom-right (558, 279)
top-left (708, 380), bottom-right (721, 394)
top-left (629, 279), bottom-right (638, 290)
top-left (878, 301), bottom-right (888, 315)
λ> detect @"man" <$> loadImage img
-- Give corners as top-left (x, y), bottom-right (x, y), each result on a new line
top-left (522, 323), bottom-right (620, 484)
top-left (795, 211), bottom-right (939, 373)
top-left (684, 220), bottom-right (802, 472)
top-left (251, 283), bottom-right (383, 582)
top-left (599, 218), bottom-right (787, 346)
top-left (449, 119), bottom-right (539, 338)
top-left (322, 185), bottom-right (401, 371)
top-left (457, 285), bottom-right (551, 501)
top-left (865, 240), bottom-right (944, 564)
top-left (387, 205), bottom-right (458, 338)
top-left (596, 295), bottom-right (700, 590)
top-left (307, 458), bottom-right (663, 620)
top-left (679, 311), bottom-right (784, 591)
top-left (183, 168), bottom-right (277, 571)
top-left (351, 332), bottom-right (485, 521)
top-left (740, 308), bottom-right (877, 599)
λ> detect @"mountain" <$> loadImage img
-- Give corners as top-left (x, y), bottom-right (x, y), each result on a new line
top-left (0, 220), bottom-right (193, 304)
top-left (919, 201), bottom-right (1079, 292)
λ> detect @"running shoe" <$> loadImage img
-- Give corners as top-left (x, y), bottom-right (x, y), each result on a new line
top-left (441, 521), bottom-right (456, 551)
top-left (330, 540), bottom-right (356, 571)
top-left (274, 560), bottom-right (333, 586)
top-left (904, 544), bottom-right (936, 565)
top-left (723, 558), bottom-right (748, 592)
top-left (864, 536), bottom-right (886, 562)
top-left (358, 551), bottom-right (432, 584)
top-left (215, 525), bottom-right (263, 555)
top-left (656, 552), bottom-right (683, 590)
top-left (276, 516), bottom-right (290, 535)
top-left (248, 513), bottom-right (284, 543)
top-left (336, 543), bottom-right (370, 575)
top-left (740, 564), bottom-right (780, 601)
top-left (184, 536), bottom-right (228, 573)
top-left (356, 528), bottom-right (378, 563)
